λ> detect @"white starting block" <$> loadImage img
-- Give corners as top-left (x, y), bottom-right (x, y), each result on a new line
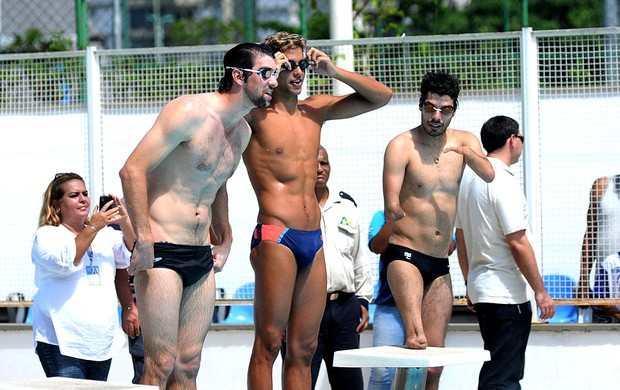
top-left (0, 377), bottom-right (157, 390)
top-left (334, 346), bottom-right (490, 390)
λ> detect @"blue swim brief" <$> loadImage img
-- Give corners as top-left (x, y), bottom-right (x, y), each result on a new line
top-left (250, 224), bottom-right (323, 269)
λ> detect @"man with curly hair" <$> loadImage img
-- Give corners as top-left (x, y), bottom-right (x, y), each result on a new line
top-left (243, 31), bottom-right (392, 389)
top-left (382, 71), bottom-right (494, 390)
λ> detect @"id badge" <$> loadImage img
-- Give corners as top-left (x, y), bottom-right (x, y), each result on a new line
top-left (86, 265), bottom-right (101, 286)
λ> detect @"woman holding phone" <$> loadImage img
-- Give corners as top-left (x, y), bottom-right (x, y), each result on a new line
top-left (31, 172), bottom-right (138, 380)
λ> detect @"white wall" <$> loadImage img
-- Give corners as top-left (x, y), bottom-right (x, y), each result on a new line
top-left (1, 326), bottom-right (619, 389)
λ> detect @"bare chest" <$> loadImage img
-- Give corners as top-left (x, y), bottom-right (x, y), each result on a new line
top-left (249, 112), bottom-right (321, 170)
top-left (403, 153), bottom-right (464, 198)
top-left (164, 123), bottom-right (249, 186)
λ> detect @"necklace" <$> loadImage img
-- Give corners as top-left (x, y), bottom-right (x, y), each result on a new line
top-left (421, 142), bottom-right (441, 164)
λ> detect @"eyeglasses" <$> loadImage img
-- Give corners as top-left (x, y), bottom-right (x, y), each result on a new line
top-left (287, 59), bottom-right (312, 72)
top-left (515, 134), bottom-right (524, 142)
top-left (423, 102), bottom-right (454, 115)
top-left (226, 66), bottom-right (279, 81)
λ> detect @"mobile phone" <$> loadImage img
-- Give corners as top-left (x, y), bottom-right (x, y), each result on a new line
top-left (99, 195), bottom-right (115, 210)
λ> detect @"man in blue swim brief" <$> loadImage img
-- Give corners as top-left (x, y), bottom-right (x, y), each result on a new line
top-left (251, 224), bottom-right (323, 270)
top-left (243, 32), bottom-right (392, 388)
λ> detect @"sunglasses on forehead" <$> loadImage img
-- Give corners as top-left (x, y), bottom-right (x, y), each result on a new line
top-left (225, 66), bottom-right (279, 81)
top-left (54, 172), bottom-right (79, 180)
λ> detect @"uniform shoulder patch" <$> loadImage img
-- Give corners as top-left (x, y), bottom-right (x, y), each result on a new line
top-left (339, 191), bottom-right (357, 207)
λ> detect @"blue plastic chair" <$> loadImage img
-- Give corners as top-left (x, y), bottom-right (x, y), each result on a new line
top-left (542, 274), bottom-right (578, 324)
top-left (25, 307), bottom-right (33, 324)
top-left (221, 282), bottom-right (255, 324)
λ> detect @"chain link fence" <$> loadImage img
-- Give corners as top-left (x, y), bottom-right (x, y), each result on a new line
top-left (0, 0), bottom-right (76, 46)
top-left (1, 28), bottom-right (620, 323)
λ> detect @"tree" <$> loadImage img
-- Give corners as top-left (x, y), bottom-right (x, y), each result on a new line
top-left (528, 0), bottom-right (604, 30)
top-left (352, 0), bottom-right (606, 38)
top-left (167, 17), bottom-right (244, 46)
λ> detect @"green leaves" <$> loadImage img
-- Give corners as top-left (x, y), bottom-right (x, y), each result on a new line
top-left (2, 28), bottom-right (73, 54)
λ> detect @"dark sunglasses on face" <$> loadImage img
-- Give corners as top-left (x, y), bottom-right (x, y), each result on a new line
top-left (225, 66), bottom-right (279, 81)
top-left (422, 102), bottom-right (455, 115)
top-left (515, 134), bottom-right (524, 142)
top-left (287, 59), bottom-right (312, 71)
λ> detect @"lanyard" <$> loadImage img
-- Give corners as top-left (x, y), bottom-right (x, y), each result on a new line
top-left (86, 246), bottom-right (93, 266)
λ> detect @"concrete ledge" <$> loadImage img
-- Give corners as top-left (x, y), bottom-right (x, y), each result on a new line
top-left (1, 327), bottom-right (619, 389)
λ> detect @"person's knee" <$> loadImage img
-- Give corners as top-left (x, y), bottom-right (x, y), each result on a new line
top-left (257, 329), bottom-right (285, 361)
top-left (370, 366), bottom-right (391, 382)
top-left (288, 335), bottom-right (318, 364)
top-left (56, 365), bottom-right (86, 379)
top-left (175, 351), bottom-right (202, 381)
top-left (147, 350), bottom-right (177, 380)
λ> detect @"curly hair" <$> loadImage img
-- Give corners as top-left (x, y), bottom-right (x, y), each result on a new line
top-left (218, 42), bottom-right (274, 93)
top-left (418, 71), bottom-right (461, 111)
top-left (261, 31), bottom-right (306, 54)
top-left (38, 172), bottom-right (87, 227)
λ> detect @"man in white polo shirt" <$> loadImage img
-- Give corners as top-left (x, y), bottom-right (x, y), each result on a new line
top-left (312, 145), bottom-right (374, 389)
top-left (455, 115), bottom-right (555, 390)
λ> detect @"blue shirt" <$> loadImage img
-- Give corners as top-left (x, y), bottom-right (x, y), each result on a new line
top-left (368, 210), bottom-right (396, 306)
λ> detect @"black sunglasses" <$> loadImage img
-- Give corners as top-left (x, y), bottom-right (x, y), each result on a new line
top-left (287, 59), bottom-right (312, 71)
top-left (515, 134), bottom-right (524, 142)
top-left (54, 172), bottom-right (69, 180)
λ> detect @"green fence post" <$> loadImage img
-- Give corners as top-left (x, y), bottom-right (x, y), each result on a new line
top-left (75, 0), bottom-right (88, 49)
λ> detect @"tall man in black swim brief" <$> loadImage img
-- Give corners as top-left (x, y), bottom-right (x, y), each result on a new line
top-left (152, 243), bottom-right (214, 287)
top-left (120, 43), bottom-right (280, 389)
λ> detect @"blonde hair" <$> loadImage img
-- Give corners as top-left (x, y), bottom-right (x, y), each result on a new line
top-left (261, 31), bottom-right (306, 54)
top-left (38, 173), bottom-right (88, 227)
